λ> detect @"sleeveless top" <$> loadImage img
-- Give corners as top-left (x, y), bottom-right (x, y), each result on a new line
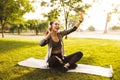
top-left (51, 39), bottom-right (62, 51)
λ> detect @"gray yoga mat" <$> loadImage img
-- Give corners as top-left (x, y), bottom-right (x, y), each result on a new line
top-left (18, 57), bottom-right (113, 77)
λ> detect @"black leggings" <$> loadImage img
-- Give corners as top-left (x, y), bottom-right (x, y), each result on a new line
top-left (48, 51), bottom-right (83, 68)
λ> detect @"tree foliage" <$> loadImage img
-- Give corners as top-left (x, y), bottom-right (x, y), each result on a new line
top-left (41, 0), bottom-right (90, 23)
top-left (0, 0), bottom-right (33, 38)
top-left (111, 25), bottom-right (120, 30)
top-left (26, 19), bottom-right (40, 35)
top-left (43, 8), bottom-right (60, 22)
top-left (40, 0), bottom-right (90, 38)
top-left (26, 20), bottom-right (48, 35)
top-left (38, 22), bottom-right (48, 32)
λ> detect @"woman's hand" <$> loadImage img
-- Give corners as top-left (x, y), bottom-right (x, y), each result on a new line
top-left (55, 56), bottom-right (64, 64)
top-left (44, 29), bottom-right (52, 40)
top-left (75, 11), bottom-right (84, 28)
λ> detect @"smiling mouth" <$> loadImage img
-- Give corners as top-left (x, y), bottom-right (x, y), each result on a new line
top-left (56, 27), bottom-right (59, 30)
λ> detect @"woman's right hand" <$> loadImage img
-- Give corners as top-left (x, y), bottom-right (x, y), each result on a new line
top-left (44, 29), bottom-right (51, 40)
top-left (48, 28), bottom-right (51, 34)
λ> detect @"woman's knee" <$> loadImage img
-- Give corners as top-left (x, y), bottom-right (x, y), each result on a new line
top-left (76, 51), bottom-right (83, 57)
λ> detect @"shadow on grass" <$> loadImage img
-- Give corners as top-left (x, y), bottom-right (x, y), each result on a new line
top-left (12, 68), bottom-right (108, 80)
top-left (0, 39), bottom-right (38, 53)
top-left (12, 69), bottom-right (68, 80)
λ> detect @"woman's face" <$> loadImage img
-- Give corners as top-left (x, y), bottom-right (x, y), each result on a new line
top-left (51, 21), bottom-right (60, 32)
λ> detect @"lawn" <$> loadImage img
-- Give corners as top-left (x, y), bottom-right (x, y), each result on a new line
top-left (0, 37), bottom-right (120, 80)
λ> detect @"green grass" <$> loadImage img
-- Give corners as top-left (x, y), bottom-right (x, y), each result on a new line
top-left (0, 37), bottom-right (120, 80)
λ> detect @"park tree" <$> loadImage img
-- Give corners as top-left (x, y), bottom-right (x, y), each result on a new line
top-left (40, 0), bottom-right (90, 38)
top-left (27, 19), bottom-right (40, 35)
top-left (43, 8), bottom-right (60, 22)
top-left (105, 2), bottom-right (120, 33)
top-left (17, 23), bottom-right (25, 35)
top-left (0, 0), bottom-right (33, 38)
top-left (93, 0), bottom-right (120, 33)
top-left (11, 17), bottom-right (26, 35)
top-left (38, 21), bottom-right (48, 33)
top-left (9, 24), bottom-right (18, 34)
top-left (104, 4), bottom-right (120, 33)
top-left (27, 20), bottom-right (48, 35)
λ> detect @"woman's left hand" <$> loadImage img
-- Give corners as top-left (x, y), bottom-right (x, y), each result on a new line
top-left (75, 11), bottom-right (84, 28)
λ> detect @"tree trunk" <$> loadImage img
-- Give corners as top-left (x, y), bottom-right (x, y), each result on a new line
top-left (18, 28), bottom-right (20, 35)
top-left (104, 20), bottom-right (108, 33)
top-left (104, 13), bottom-right (111, 34)
top-left (1, 25), bottom-right (4, 38)
top-left (1, 20), bottom-right (5, 38)
top-left (12, 30), bottom-right (14, 34)
top-left (61, 0), bottom-right (69, 39)
top-left (65, 12), bottom-right (69, 39)
top-left (65, 18), bottom-right (68, 39)
top-left (35, 27), bottom-right (38, 35)
top-left (0, 18), bottom-right (7, 38)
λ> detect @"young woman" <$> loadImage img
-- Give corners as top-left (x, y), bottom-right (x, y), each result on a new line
top-left (40, 12), bottom-right (84, 72)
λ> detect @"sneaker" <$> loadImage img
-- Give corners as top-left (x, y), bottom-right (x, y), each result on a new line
top-left (68, 64), bottom-right (77, 69)
top-left (60, 66), bottom-right (68, 72)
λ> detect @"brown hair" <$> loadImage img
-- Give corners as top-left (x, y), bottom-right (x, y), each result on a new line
top-left (49, 20), bottom-right (55, 30)
top-left (45, 20), bottom-right (55, 35)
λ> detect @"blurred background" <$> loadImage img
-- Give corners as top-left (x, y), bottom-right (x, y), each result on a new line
top-left (0, 0), bottom-right (120, 39)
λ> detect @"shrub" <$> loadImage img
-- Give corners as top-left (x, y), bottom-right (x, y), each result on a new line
top-left (87, 26), bottom-right (95, 31)
top-left (111, 26), bottom-right (120, 30)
